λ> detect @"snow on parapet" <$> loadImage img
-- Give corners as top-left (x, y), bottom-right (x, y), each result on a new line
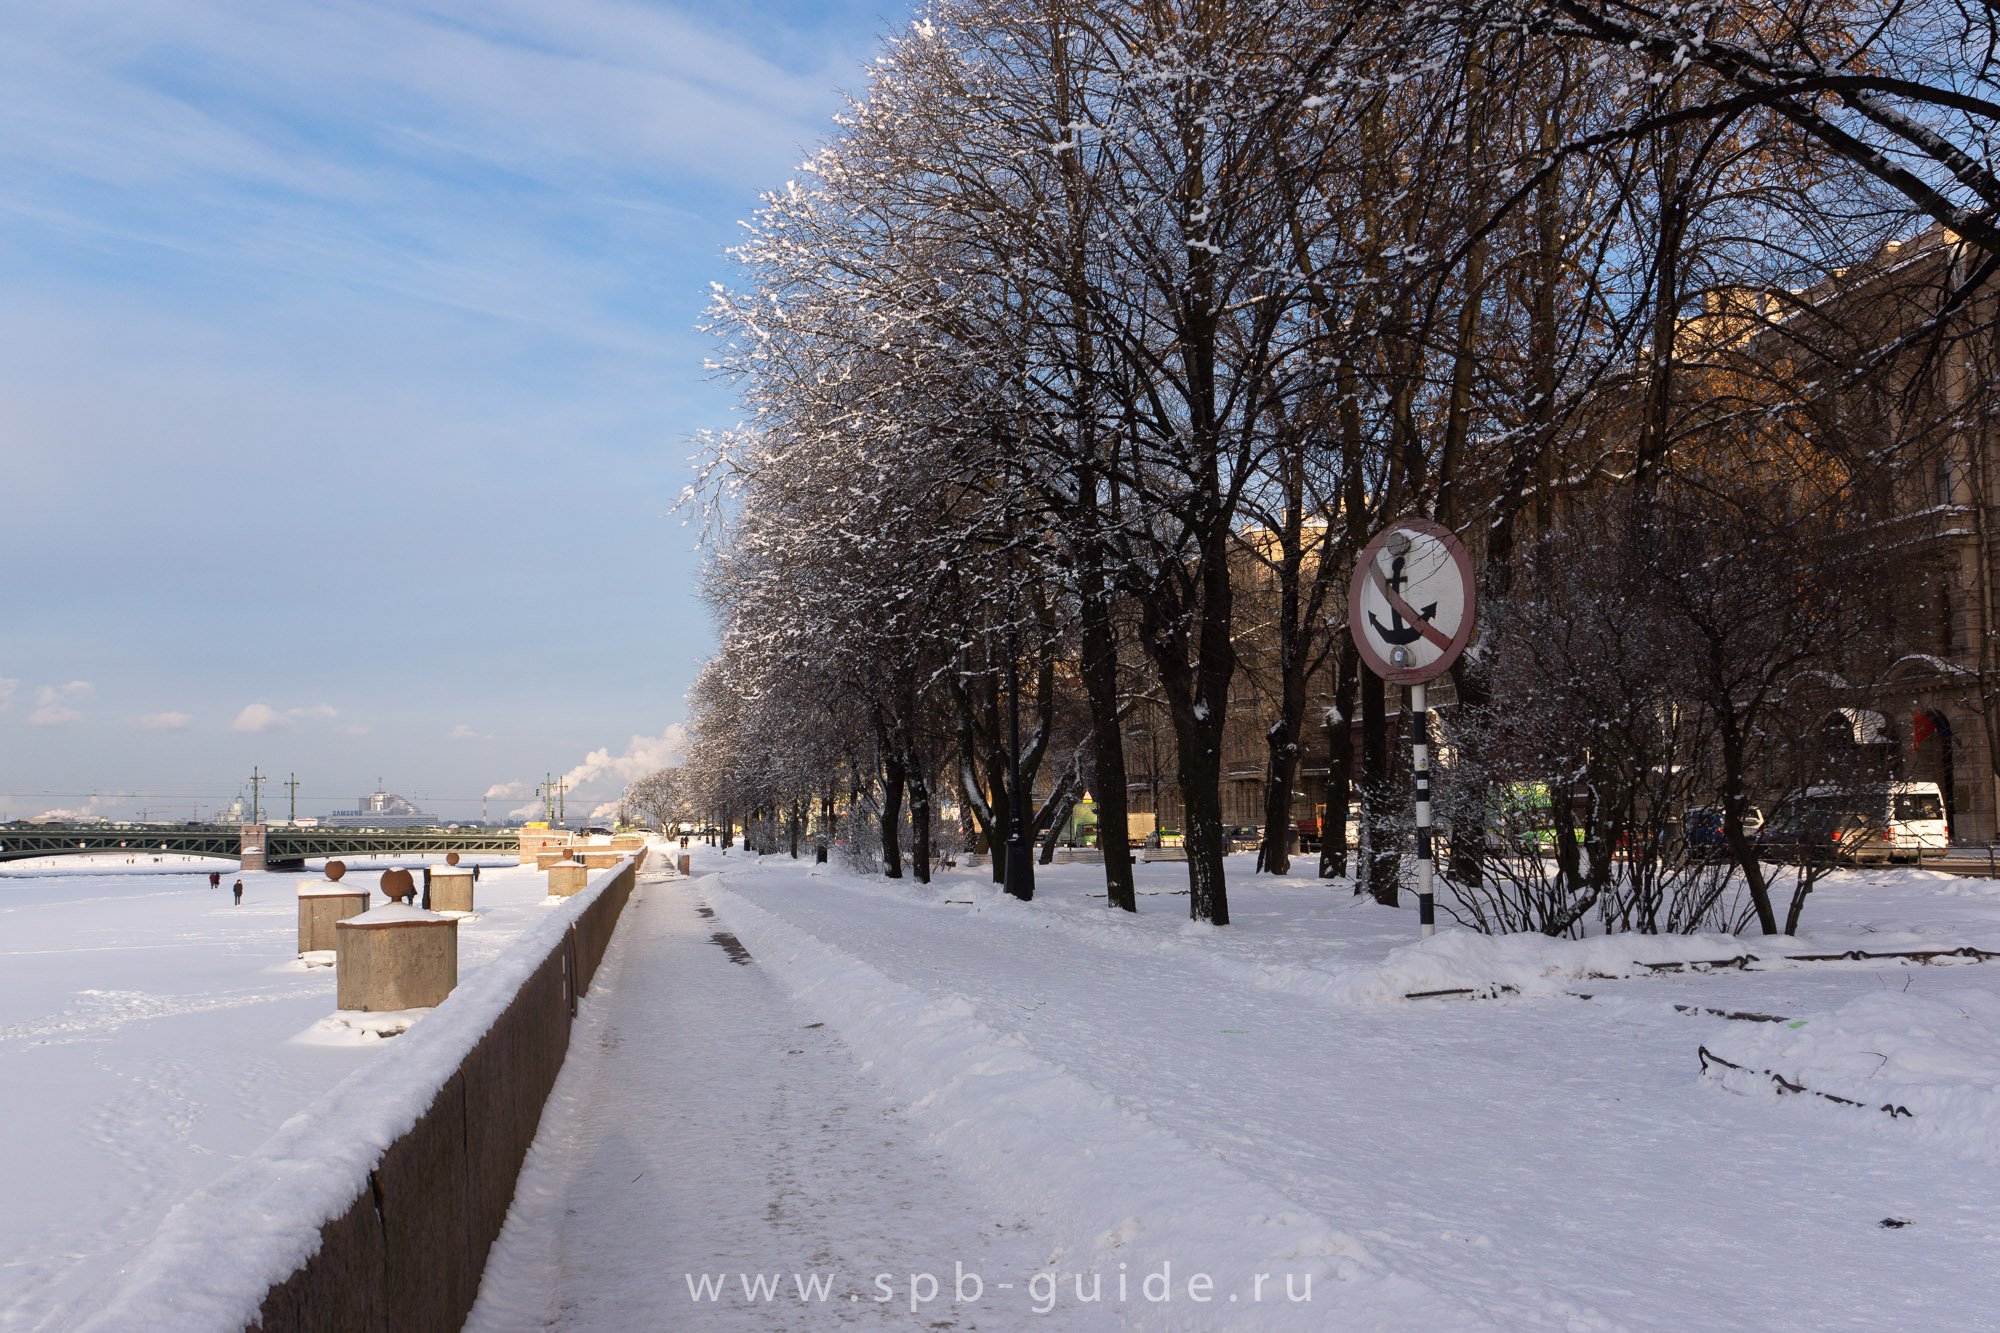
top-left (78, 862), bottom-right (634, 1333)
top-left (342, 902), bottom-right (446, 925)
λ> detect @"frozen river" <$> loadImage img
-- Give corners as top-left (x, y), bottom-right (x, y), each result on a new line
top-left (0, 855), bottom-right (539, 1332)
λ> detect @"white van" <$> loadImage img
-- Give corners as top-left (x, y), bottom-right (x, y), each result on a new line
top-left (1883, 781), bottom-right (1951, 859)
top-left (1788, 781), bottom-right (1949, 863)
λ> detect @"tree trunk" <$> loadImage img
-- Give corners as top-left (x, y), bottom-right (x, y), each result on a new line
top-left (907, 754), bottom-right (932, 885)
top-left (1259, 718), bottom-right (1300, 874)
top-left (1445, 659), bottom-right (1487, 889)
top-left (880, 743), bottom-right (906, 879)
top-left (1144, 590), bottom-right (1235, 926)
top-left (1166, 696), bottom-right (1231, 925)
top-left (953, 683), bottom-right (1007, 884)
top-left (1078, 574), bottom-right (1138, 911)
top-left (1320, 637), bottom-right (1360, 879)
top-left (1038, 784), bottom-right (1077, 864)
top-left (1360, 668), bottom-right (1398, 905)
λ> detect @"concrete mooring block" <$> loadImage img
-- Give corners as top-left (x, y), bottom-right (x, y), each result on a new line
top-left (298, 883), bottom-right (371, 953)
top-left (335, 905), bottom-right (458, 1011)
top-left (429, 866), bottom-right (475, 913)
top-left (547, 860), bottom-right (589, 897)
top-left (535, 849), bottom-right (574, 871)
top-left (518, 831), bottom-right (570, 865)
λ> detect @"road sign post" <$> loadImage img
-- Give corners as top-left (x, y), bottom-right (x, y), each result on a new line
top-left (1347, 518), bottom-right (1478, 938)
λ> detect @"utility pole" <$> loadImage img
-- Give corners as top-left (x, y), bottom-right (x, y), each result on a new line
top-left (284, 773), bottom-right (300, 824)
top-left (557, 777), bottom-right (568, 826)
top-left (249, 767), bottom-right (266, 824)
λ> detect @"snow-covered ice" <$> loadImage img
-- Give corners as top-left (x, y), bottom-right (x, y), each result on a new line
top-left (0, 854), bottom-right (554, 1331)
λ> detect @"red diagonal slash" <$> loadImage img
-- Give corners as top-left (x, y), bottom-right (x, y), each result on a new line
top-left (1369, 551), bottom-right (1453, 650)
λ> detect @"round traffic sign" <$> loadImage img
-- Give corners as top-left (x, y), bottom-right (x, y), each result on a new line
top-left (1347, 517), bottom-right (1477, 684)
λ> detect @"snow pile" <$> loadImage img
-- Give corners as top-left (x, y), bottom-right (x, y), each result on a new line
top-left (77, 862), bottom-right (633, 1333)
top-left (972, 888), bottom-right (1773, 1007)
top-left (702, 875), bottom-right (1492, 1331)
top-left (1321, 928), bottom-right (1772, 1004)
top-left (1701, 988), bottom-right (2000, 1163)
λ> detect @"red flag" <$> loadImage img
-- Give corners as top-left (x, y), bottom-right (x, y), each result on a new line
top-left (1912, 708), bottom-right (1936, 750)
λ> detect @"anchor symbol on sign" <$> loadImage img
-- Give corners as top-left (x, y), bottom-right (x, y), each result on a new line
top-left (1369, 555), bottom-right (1437, 646)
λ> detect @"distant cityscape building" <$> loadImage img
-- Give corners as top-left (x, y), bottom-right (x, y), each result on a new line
top-left (324, 788), bottom-right (435, 828)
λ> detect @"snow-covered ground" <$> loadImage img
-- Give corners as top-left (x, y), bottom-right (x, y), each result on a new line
top-left (526, 845), bottom-right (2000, 1331)
top-left (0, 853), bottom-right (542, 1332)
top-left (20, 844), bottom-right (2000, 1330)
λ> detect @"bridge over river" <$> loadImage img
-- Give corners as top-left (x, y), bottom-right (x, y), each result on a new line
top-left (0, 822), bottom-right (522, 871)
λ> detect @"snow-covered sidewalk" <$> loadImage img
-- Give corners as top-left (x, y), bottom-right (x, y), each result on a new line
top-left (468, 869), bottom-right (1082, 1331)
top-left (550, 847), bottom-right (2000, 1332)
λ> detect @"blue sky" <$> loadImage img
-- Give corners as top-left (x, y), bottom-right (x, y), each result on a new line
top-left (0, 0), bottom-right (898, 824)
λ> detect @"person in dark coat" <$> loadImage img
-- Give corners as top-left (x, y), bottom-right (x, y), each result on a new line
top-left (232, 879), bottom-right (243, 904)
top-left (209, 871), bottom-right (221, 888)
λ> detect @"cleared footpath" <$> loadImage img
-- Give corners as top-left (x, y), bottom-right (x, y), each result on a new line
top-left (466, 869), bottom-right (1077, 1331)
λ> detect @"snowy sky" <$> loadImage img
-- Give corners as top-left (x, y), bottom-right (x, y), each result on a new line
top-left (0, 0), bottom-right (896, 823)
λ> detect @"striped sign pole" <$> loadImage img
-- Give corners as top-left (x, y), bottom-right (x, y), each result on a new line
top-left (1412, 680), bottom-right (1434, 937)
top-left (1347, 518), bottom-right (1476, 938)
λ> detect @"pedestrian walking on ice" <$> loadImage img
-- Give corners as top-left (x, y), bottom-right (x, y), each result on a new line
top-left (209, 871), bottom-right (221, 888)
top-left (232, 879), bottom-right (243, 905)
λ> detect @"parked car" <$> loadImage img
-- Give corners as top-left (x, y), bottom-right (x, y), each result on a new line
top-left (1756, 797), bottom-right (1867, 865)
top-left (1683, 805), bottom-right (1764, 855)
top-left (1224, 825), bottom-right (1264, 852)
top-left (1758, 782), bottom-right (1947, 864)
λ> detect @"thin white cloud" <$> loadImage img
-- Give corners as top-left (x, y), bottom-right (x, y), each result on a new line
top-left (139, 711), bottom-right (193, 731)
top-left (0, 678), bottom-right (17, 712)
top-left (230, 702), bottom-right (292, 733)
top-left (335, 722), bottom-right (373, 736)
top-left (28, 681), bottom-right (93, 726)
top-left (485, 780), bottom-right (530, 800)
top-left (448, 723), bottom-right (492, 741)
top-left (231, 701), bottom-right (338, 732)
top-left (0, 1), bottom-right (864, 351)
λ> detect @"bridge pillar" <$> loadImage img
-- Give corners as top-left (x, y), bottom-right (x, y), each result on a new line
top-left (240, 824), bottom-right (269, 872)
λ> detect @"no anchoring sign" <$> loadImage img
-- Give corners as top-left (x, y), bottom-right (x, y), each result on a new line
top-left (1347, 517), bottom-right (1476, 685)
top-left (1347, 516), bottom-right (1476, 940)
